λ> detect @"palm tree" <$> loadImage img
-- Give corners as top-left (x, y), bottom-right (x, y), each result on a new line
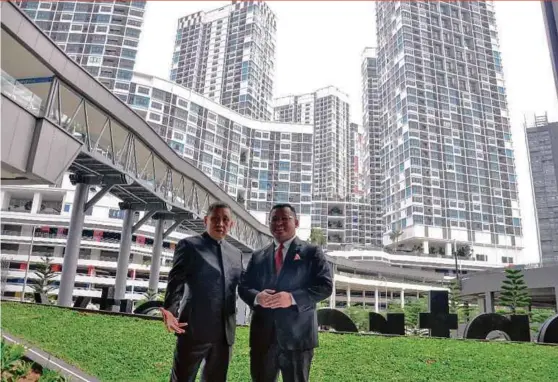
top-left (389, 229), bottom-right (403, 251)
top-left (309, 228), bottom-right (327, 248)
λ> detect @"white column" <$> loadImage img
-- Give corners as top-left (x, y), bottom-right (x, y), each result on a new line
top-left (555, 287), bottom-right (558, 313)
top-left (423, 240), bottom-right (429, 255)
top-left (18, 226), bottom-right (34, 256)
top-left (1, 191), bottom-right (11, 210)
top-left (132, 253), bottom-right (143, 265)
top-left (374, 288), bottom-right (379, 313)
top-left (478, 297), bottom-right (486, 313)
top-left (58, 183), bottom-right (89, 307)
top-left (362, 290), bottom-right (366, 308)
top-left (346, 285), bottom-right (351, 307)
top-left (114, 208), bottom-right (134, 302)
top-left (329, 278), bottom-right (336, 308)
top-left (90, 248), bottom-right (101, 261)
top-left (53, 246), bottom-right (63, 257)
top-left (446, 242), bottom-right (453, 257)
top-left (401, 289), bottom-right (405, 308)
top-left (31, 192), bottom-right (42, 214)
top-left (148, 218), bottom-right (165, 293)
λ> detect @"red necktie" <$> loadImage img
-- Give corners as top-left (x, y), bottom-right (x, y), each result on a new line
top-left (275, 243), bottom-right (284, 274)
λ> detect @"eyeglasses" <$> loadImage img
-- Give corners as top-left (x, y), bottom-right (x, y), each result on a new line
top-left (270, 216), bottom-right (293, 223)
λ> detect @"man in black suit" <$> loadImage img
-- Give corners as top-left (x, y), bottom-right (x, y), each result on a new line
top-left (239, 203), bottom-right (333, 382)
top-left (160, 202), bottom-right (242, 382)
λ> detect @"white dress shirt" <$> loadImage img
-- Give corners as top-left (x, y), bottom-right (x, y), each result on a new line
top-left (254, 235), bottom-right (297, 306)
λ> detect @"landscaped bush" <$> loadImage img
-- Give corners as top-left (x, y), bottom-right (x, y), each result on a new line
top-left (1, 302), bottom-right (558, 381)
top-left (1, 340), bottom-right (66, 381)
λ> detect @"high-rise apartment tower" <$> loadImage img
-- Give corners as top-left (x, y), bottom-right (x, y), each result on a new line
top-left (274, 86), bottom-right (351, 200)
top-left (362, 47), bottom-right (383, 247)
top-left (17, 0), bottom-right (146, 102)
top-left (171, 1), bottom-right (276, 121)
top-left (376, 1), bottom-right (522, 262)
top-left (526, 116), bottom-right (558, 265)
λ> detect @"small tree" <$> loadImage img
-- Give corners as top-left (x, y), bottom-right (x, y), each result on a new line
top-left (309, 228), bottom-right (327, 248)
top-left (144, 288), bottom-right (161, 301)
top-left (389, 229), bottom-right (403, 250)
top-left (31, 254), bottom-right (57, 296)
top-left (448, 279), bottom-right (461, 314)
top-left (499, 268), bottom-right (531, 314)
top-left (455, 245), bottom-right (473, 258)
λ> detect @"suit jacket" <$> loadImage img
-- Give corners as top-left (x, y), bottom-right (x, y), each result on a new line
top-left (163, 232), bottom-right (242, 346)
top-left (239, 237), bottom-right (333, 351)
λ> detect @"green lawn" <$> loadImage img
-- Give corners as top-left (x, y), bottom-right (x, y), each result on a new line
top-left (1, 302), bottom-right (557, 382)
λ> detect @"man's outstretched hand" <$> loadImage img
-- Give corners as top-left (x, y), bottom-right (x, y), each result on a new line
top-left (159, 308), bottom-right (187, 334)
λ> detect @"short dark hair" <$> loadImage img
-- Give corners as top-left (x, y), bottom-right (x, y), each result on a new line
top-left (206, 202), bottom-right (231, 216)
top-left (270, 203), bottom-right (297, 218)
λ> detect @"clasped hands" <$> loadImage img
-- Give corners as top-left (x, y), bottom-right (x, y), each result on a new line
top-left (256, 289), bottom-right (293, 309)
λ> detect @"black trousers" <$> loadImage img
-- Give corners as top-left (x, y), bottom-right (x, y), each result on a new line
top-left (250, 344), bottom-right (314, 382)
top-left (170, 336), bottom-right (231, 382)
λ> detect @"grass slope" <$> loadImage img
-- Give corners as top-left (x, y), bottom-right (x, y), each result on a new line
top-left (1, 302), bottom-right (558, 382)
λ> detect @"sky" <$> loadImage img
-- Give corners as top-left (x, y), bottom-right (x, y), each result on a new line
top-left (136, 1), bottom-right (558, 264)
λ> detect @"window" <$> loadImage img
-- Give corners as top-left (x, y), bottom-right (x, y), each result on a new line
top-left (278, 161), bottom-right (290, 172)
top-left (63, 203), bottom-right (71, 213)
top-left (148, 113), bottom-right (161, 122)
top-left (122, 48), bottom-right (137, 59)
top-left (130, 95), bottom-right (150, 108)
top-left (86, 56), bottom-right (102, 66)
top-left (137, 86), bottom-right (150, 95)
top-left (125, 28), bottom-right (141, 39)
top-left (109, 209), bottom-right (124, 219)
top-left (94, 14), bottom-right (110, 23)
top-left (117, 69), bottom-right (132, 80)
top-left (89, 45), bottom-right (104, 54)
top-left (115, 82), bottom-right (129, 91)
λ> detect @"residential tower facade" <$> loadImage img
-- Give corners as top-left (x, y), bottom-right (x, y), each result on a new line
top-left (127, 73), bottom-right (313, 238)
top-left (171, 0), bottom-right (276, 121)
top-left (376, 1), bottom-right (522, 263)
top-left (361, 47), bottom-right (383, 247)
top-left (16, 0), bottom-right (146, 102)
top-left (526, 117), bottom-right (558, 265)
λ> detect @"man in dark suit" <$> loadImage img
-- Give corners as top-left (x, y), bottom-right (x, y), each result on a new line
top-left (160, 202), bottom-right (243, 382)
top-left (239, 203), bottom-right (333, 382)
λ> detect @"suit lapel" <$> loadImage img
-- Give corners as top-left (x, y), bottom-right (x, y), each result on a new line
top-left (264, 243), bottom-right (275, 279)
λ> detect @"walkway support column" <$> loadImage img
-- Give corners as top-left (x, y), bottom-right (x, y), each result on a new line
top-left (374, 288), bottom-right (379, 313)
top-left (401, 289), bottom-right (405, 308)
top-left (148, 218), bottom-right (165, 293)
top-left (114, 206), bottom-right (134, 303)
top-left (346, 285), bottom-right (351, 307)
top-left (484, 291), bottom-right (494, 313)
top-left (329, 278), bottom-right (336, 308)
top-left (58, 182), bottom-right (89, 307)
